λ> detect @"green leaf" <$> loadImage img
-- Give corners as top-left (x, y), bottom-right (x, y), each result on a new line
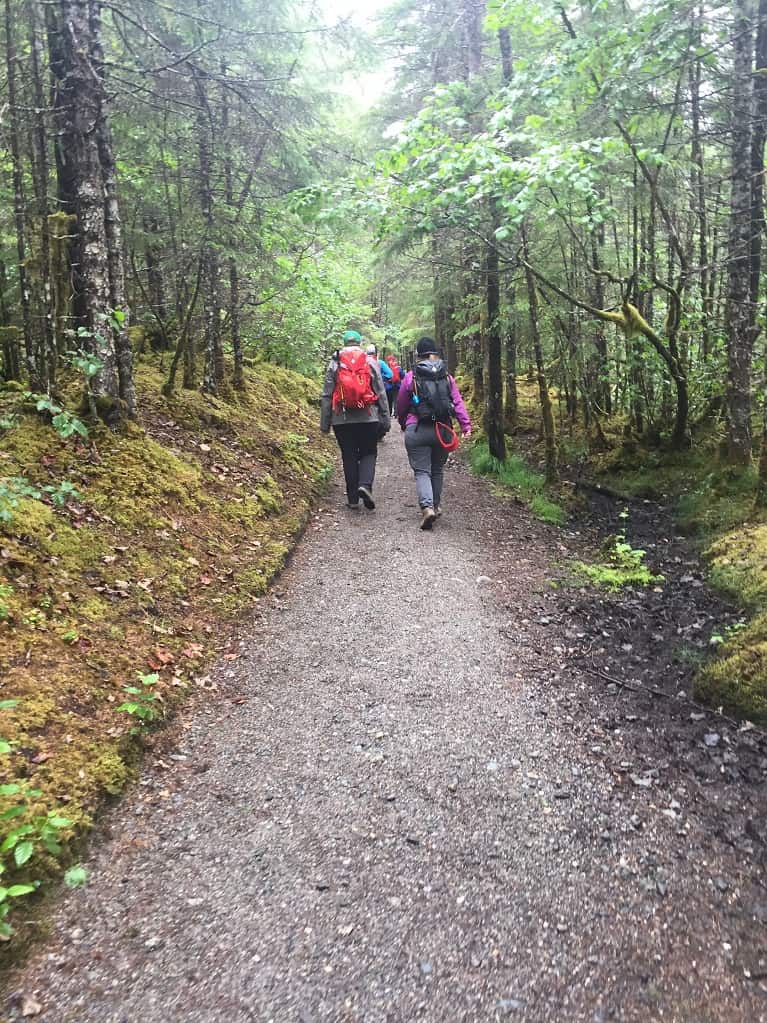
top-left (13, 841), bottom-right (33, 867)
top-left (47, 816), bottom-right (71, 829)
top-left (64, 865), bottom-right (88, 889)
top-left (7, 884), bottom-right (36, 898)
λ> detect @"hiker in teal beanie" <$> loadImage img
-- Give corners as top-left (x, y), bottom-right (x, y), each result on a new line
top-left (320, 330), bottom-right (390, 509)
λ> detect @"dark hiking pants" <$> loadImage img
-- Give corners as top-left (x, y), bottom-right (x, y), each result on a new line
top-left (333, 422), bottom-right (379, 503)
top-left (404, 422), bottom-right (449, 509)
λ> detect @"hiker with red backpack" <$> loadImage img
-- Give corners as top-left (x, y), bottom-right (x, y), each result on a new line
top-left (396, 336), bottom-right (471, 530)
top-left (385, 353), bottom-right (403, 415)
top-left (320, 330), bottom-right (390, 510)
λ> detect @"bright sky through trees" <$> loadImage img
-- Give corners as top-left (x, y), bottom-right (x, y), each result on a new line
top-left (314, 0), bottom-right (391, 105)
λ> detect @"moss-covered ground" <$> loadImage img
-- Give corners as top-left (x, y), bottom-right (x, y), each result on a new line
top-left (0, 355), bottom-right (331, 938)
top-left (576, 427), bottom-right (767, 721)
top-left (542, 397), bottom-right (767, 723)
top-left (465, 370), bottom-right (767, 723)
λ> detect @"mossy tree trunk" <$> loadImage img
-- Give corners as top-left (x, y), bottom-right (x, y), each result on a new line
top-left (29, 3), bottom-right (56, 388)
top-left (222, 72), bottom-right (245, 392)
top-left (48, 212), bottom-right (76, 357)
top-left (45, 3), bottom-right (86, 331)
top-left (753, 0), bottom-right (767, 503)
top-left (90, 0), bottom-right (134, 416)
top-left (5, 0), bottom-right (38, 390)
top-left (60, 0), bottom-right (134, 422)
top-left (194, 72), bottom-right (224, 397)
top-left (484, 209), bottom-right (506, 461)
top-left (589, 208), bottom-right (611, 416)
top-left (725, 0), bottom-right (756, 465)
top-left (523, 231), bottom-right (557, 482)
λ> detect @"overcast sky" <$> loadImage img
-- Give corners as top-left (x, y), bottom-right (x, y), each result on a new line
top-left (315, 0), bottom-right (389, 25)
top-left (311, 0), bottom-right (393, 107)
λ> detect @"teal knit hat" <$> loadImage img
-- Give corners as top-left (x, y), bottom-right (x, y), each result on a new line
top-left (342, 329), bottom-right (362, 344)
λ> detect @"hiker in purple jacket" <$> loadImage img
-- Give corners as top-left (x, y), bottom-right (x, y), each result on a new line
top-left (396, 336), bottom-right (472, 530)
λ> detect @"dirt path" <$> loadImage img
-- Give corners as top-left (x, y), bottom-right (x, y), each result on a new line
top-left (6, 439), bottom-right (767, 1023)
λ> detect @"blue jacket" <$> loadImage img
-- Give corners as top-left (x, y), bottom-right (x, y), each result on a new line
top-left (378, 359), bottom-right (394, 388)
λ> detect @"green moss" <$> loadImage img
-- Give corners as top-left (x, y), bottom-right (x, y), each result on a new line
top-left (5, 693), bottom-right (58, 734)
top-left (85, 431), bottom-right (202, 528)
top-left (706, 524), bottom-right (767, 612)
top-left (236, 568), bottom-right (270, 597)
top-left (530, 494), bottom-right (567, 525)
top-left (32, 743), bottom-right (131, 825)
top-left (255, 476), bottom-right (283, 514)
top-left (470, 441), bottom-right (566, 525)
top-left (695, 611), bottom-right (767, 723)
top-left (572, 559), bottom-right (663, 591)
top-left (0, 351), bottom-right (328, 938)
top-left (692, 524), bottom-right (767, 721)
top-left (676, 467), bottom-right (760, 536)
top-left (572, 535), bottom-right (664, 592)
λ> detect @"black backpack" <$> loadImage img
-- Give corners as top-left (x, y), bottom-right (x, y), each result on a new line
top-left (413, 361), bottom-right (454, 424)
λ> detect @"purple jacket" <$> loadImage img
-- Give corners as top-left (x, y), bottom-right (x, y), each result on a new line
top-left (396, 363), bottom-right (472, 433)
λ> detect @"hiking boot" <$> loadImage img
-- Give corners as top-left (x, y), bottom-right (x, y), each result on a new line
top-left (358, 486), bottom-right (375, 510)
top-left (347, 500), bottom-right (360, 510)
top-left (434, 506), bottom-right (442, 518)
top-left (420, 507), bottom-right (436, 530)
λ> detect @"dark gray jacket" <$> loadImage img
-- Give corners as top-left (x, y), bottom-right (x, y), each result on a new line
top-left (320, 346), bottom-right (391, 432)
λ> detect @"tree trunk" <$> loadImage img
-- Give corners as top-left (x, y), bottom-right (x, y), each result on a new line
top-left (444, 300), bottom-right (457, 376)
top-left (590, 208), bottom-right (611, 414)
top-left (462, 0), bottom-right (483, 77)
top-left (222, 68), bottom-right (244, 391)
top-left (61, 0), bottom-right (124, 418)
top-left (89, 0), bottom-right (135, 416)
top-left (194, 73), bottom-right (223, 395)
top-left (750, 0), bottom-right (767, 316)
top-left (45, 3), bottom-right (86, 329)
top-left (725, 0), bottom-right (756, 464)
top-left (484, 214), bottom-right (506, 460)
top-left (523, 232), bottom-right (557, 482)
top-left (144, 217), bottom-right (168, 334)
top-left (504, 286), bottom-right (518, 434)
top-left (29, 3), bottom-right (55, 387)
top-left (754, 0), bottom-right (767, 500)
top-left (5, 0), bottom-right (38, 389)
top-left (690, 10), bottom-right (711, 360)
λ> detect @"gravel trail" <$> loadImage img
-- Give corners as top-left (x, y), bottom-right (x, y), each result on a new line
top-left (6, 439), bottom-right (767, 1022)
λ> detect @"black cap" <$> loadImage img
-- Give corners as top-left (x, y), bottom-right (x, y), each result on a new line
top-left (416, 336), bottom-right (438, 356)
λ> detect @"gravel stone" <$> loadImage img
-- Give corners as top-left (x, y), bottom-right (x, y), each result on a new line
top-left (4, 444), bottom-right (766, 1022)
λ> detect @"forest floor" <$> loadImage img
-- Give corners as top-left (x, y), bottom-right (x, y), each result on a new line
top-left (4, 437), bottom-right (767, 1023)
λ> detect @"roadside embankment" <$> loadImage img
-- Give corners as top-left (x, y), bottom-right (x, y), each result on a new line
top-left (0, 356), bottom-right (330, 943)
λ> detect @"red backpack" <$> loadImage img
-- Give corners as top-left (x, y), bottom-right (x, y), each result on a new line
top-left (332, 349), bottom-right (377, 413)
top-left (386, 356), bottom-right (402, 385)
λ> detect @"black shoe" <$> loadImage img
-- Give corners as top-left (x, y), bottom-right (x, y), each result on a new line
top-left (347, 499), bottom-right (360, 510)
top-left (358, 486), bottom-right (375, 510)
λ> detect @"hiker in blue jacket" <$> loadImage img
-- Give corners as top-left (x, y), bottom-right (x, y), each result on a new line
top-left (366, 345), bottom-right (393, 441)
top-left (367, 344), bottom-right (393, 387)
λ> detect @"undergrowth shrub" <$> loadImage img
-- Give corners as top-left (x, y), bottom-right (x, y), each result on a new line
top-left (469, 442), bottom-right (566, 525)
top-left (572, 535), bottom-right (664, 591)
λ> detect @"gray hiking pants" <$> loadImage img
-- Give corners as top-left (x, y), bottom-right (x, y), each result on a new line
top-left (404, 423), bottom-right (449, 509)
